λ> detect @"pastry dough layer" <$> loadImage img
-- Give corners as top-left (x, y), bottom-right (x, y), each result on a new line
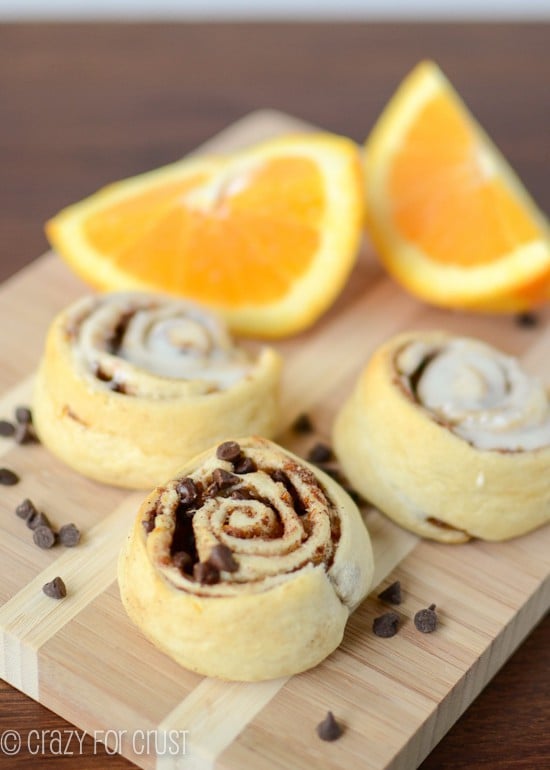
top-left (118, 437), bottom-right (374, 681)
top-left (333, 331), bottom-right (550, 543)
top-left (33, 292), bottom-right (282, 489)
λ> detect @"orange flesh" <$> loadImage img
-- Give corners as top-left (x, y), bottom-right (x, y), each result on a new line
top-left (84, 158), bottom-right (323, 305)
top-left (84, 175), bottom-right (208, 255)
top-left (389, 94), bottom-right (541, 266)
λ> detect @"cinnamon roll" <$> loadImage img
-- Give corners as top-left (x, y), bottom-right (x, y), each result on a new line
top-left (33, 293), bottom-right (282, 489)
top-left (118, 436), bottom-right (374, 681)
top-left (333, 331), bottom-right (550, 542)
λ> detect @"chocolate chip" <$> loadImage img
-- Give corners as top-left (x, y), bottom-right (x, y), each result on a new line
top-left (378, 580), bottom-right (402, 605)
top-left (15, 406), bottom-right (32, 424)
top-left (0, 468), bottom-right (19, 485)
top-left (313, 464), bottom-right (363, 504)
top-left (307, 442), bottom-right (333, 464)
top-left (212, 468), bottom-right (239, 489)
top-left (15, 498), bottom-right (37, 520)
top-left (33, 525), bottom-right (56, 549)
top-left (414, 604), bottom-right (438, 633)
top-left (233, 456), bottom-right (256, 474)
top-left (208, 544), bottom-right (238, 573)
top-left (27, 511), bottom-right (51, 531)
top-left (344, 486), bottom-right (367, 506)
top-left (291, 413), bottom-right (314, 434)
top-left (515, 311), bottom-right (539, 328)
top-left (193, 561), bottom-right (220, 585)
top-left (14, 421), bottom-right (38, 445)
top-left (372, 611), bottom-right (400, 638)
top-left (0, 419), bottom-right (15, 437)
top-left (316, 711), bottom-right (343, 742)
top-left (176, 477), bottom-right (199, 506)
top-left (42, 576), bottom-right (66, 599)
top-left (58, 523), bottom-right (81, 547)
top-left (321, 466), bottom-right (346, 484)
top-left (172, 551), bottom-right (193, 575)
top-left (216, 441), bottom-right (241, 462)
top-left (95, 366), bottom-right (112, 382)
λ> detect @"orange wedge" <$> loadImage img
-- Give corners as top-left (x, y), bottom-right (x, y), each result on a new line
top-left (46, 134), bottom-right (364, 337)
top-left (364, 60), bottom-right (550, 311)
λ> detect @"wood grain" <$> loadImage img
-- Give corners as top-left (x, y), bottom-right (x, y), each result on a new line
top-left (0, 109), bottom-right (549, 770)
top-left (1, 22), bottom-right (549, 770)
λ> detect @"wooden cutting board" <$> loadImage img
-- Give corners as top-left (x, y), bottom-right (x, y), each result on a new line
top-left (0, 110), bottom-right (548, 770)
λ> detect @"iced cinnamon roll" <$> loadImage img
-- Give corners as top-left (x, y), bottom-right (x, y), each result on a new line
top-left (333, 331), bottom-right (550, 542)
top-left (118, 437), bottom-right (374, 681)
top-left (33, 292), bottom-right (282, 488)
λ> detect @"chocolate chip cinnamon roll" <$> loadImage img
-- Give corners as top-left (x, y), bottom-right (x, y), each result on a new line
top-left (118, 437), bottom-right (374, 681)
top-left (33, 293), bottom-right (282, 488)
top-left (333, 331), bottom-right (550, 542)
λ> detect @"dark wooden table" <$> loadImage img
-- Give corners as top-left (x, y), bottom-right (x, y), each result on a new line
top-left (1, 22), bottom-right (548, 770)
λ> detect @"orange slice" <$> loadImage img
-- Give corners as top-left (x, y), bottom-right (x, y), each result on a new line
top-left (46, 134), bottom-right (364, 337)
top-left (364, 60), bottom-right (550, 311)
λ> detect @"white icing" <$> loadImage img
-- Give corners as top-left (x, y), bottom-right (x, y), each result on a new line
top-left (397, 338), bottom-right (550, 451)
top-left (68, 292), bottom-right (253, 397)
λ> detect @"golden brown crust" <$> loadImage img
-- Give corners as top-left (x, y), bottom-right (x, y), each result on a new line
top-left (33, 292), bottom-right (282, 489)
top-left (117, 437), bottom-right (374, 681)
top-left (333, 331), bottom-right (550, 542)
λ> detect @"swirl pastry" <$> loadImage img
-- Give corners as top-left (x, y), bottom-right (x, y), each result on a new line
top-left (334, 331), bottom-right (550, 543)
top-left (118, 436), bottom-right (374, 681)
top-left (33, 292), bottom-right (282, 489)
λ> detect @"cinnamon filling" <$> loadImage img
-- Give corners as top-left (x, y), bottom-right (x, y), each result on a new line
top-left (145, 441), bottom-right (342, 589)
